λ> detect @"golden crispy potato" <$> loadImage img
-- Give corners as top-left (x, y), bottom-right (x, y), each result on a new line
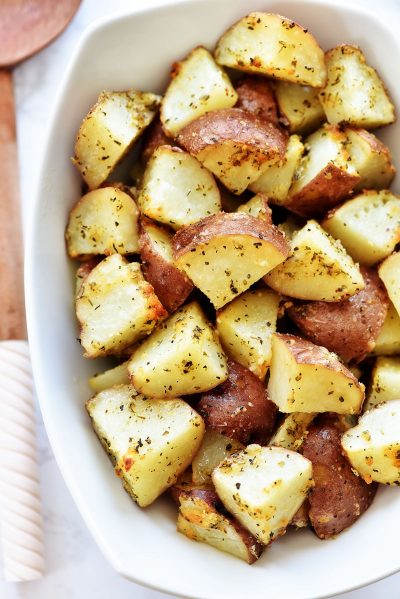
top-left (86, 385), bottom-right (204, 507)
top-left (161, 46), bottom-right (237, 137)
top-left (378, 252), bottom-right (400, 316)
top-left (197, 360), bottom-right (278, 444)
top-left (140, 117), bottom-right (173, 165)
top-left (373, 301), bottom-right (400, 356)
top-left (320, 45), bottom-right (395, 128)
top-left (274, 81), bottom-right (325, 135)
top-left (268, 334), bottom-right (365, 414)
top-left (269, 413), bottom-right (316, 451)
top-left (172, 212), bottom-right (290, 309)
top-left (287, 268), bottom-right (389, 363)
top-left (191, 430), bottom-right (244, 484)
top-left (73, 91), bottom-right (161, 189)
top-left (139, 217), bottom-right (193, 313)
top-left (345, 128), bottom-right (395, 192)
top-left (89, 361), bottom-right (130, 393)
top-left (177, 108), bottom-right (287, 194)
top-left (215, 12), bottom-right (326, 87)
top-left (302, 415), bottom-right (377, 539)
top-left (365, 357), bottom-right (400, 412)
top-left (235, 76), bottom-right (280, 125)
top-left (236, 193), bottom-right (273, 225)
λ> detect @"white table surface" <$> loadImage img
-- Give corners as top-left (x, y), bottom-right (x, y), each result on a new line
top-left (2, 0), bottom-right (400, 597)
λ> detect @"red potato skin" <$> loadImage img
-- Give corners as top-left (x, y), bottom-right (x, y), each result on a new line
top-left (302, 415), bottom-right (377, 539)
top-left (287, 268), bottom-right (389, 363)
top-left (197, 360), bottom-right (278, 444)
top-left (140, 117), bottom-right (174, 165)
top-left (235, 77), bottom-right (280, 127)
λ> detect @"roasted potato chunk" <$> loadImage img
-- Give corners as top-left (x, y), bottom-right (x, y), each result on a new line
top-left (287, 268), bottom-right (389, 363)
top-left (274, 81), bottom-right (325, 135)
top-left (302, 415), bottom-right (377, 539)
top-left (177, 108), bottom-right (287, 194)
top-left (89, 361), bottom-right (130, 393)
top-left (269, 413), bottom-right (316, 451)
top-left (236, 193), bottom-right (273, 225)
top-left (86, 385), bottom-right (204, 507)
top-left (320, 45), bottom-right (395, 128)
top-left (215, 12), bottom-right (326, 87)
top-left (365, 357), bottom-right (400, 412)
top-left (345, 128), bottom-right (395, 192)
top-left (235, 76), bottom-right (279, 125)
top-left (191, 430), bottom-right (244, 484)
top-left (73, 91), bottom-right (161, 189)
top-left (198, 360), bottom-right (278, 444)
top-left (268, 334), bottom-right (365, 414)
top-left (373, 301), bottom-right (400, 356)
top-left (378, 252), bottom-right (400, 317)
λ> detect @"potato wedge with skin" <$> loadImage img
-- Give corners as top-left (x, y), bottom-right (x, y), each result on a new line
top-left (89, 361), bottom-right (130, 393)
top-left (86, 385), bottom-right (204, 507)
top-left (322, 191), bottom-right (400, 267)
top-left (172, 212), bottom-right (290, 309)
top-left (161, 46), bottom-right (237, 137)
top-left (265, 220), bottom-right (365, 302)
top-left (212, 444), bottom-right (313, 545)
top-left (342, 401), bottom-right (400, 485)
top-left (302, 415), bottom-right (377, 539)
top-left (274, 82), bottom-right (325, 135)
top-left (176, 487), bottom-right (264, 564)
top-left (177, 108), bottom-right (287, 194)
top-left (378, 252), bottom-right (400, 317)
top-left (66, 187), bottom-right (140, 258)
top-left (216, 288), bottom-right (280, 380)
top-left (345, 128), bottom-right (395, 192)
top-left (140, 117), bottom-right (173, 165)
top-left (267, 334), bottom-right (365, 414)
top-left (192, 430), bottom-right (244, 485)
top-left (249, 135), bottom-right (304, 204)
top-left (285, 125), bottom-right (360, 218)
top-left (197, 360), bottom-right (278, 444)
top-left (269, 413), bottom-right (316, 451)
top-left (215, 12), bottom-right (326, 87)
top-left (76, 254), bottom-right (167, 358)
top-left (139, 218), bottom-right (193, 313)
top-left (235, 76), bottom-right (279, 126)
top-left (320, 45), bottom-right (395, 129)
top-left (365, 357), bottom-right (400, 412)
top-left (287, 267), bottom-right (389, 363)
top-left (373, 301), bottom-right (400, 356)
top-left (73, 91), bottom-right (161, 190)
top-left (128, 302), bottom-right (228, 398)
top-left (137, 145), bottom-right (221, 230)
top-left (236, 193), bottom-right (273, 225)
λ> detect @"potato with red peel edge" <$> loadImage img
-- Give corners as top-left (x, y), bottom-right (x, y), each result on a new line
top-left (235, 76), bottom-right (280, 126)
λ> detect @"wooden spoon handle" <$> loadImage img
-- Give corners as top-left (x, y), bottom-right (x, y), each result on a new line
top-left (0, 69), bottom-right (26, 340)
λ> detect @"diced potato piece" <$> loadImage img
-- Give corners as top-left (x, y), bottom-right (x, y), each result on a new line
top-left (274, 82), bottom-right (325, 134)
top-left (137, 145), bottom-right (220, 230)
top-left (66, 187), bottom-right (140, 258)
top-left (379, 252), bottom-right (400, 316)
top-left (237, 193), bottom-right (272, 225)
top-left (341, 401), bottom-right (400, 484)
top-left (172, 213), bottom-right (290, 309)
top-left (89, 361), bottom-right (130, 393)
top-left (76, 254), bottom-right (167, 358)
top-left (267, 334), bottom-right (365, 414)
top-left (161, 47), bottom-right (237, 137)
top-left (320, 45), bottom-right (395, 128)
top-left (322, 191), bottom-right (400, 266)
top-left (285, 125), bottom-right (360, 217)
top-left (177, 108), bottom-right (287, 194)
top-left (212, 444), bottom-right (313, 545)
top-left (269, 413), bottom-right (316, 450)
top-left (235, 76), bottom-right (279, 125)
top-left (73, 91), bottom-right (161, 189)
top-left (345, 128), bottom-right (395, 191)
top-left (265, 220), bottom-right (365, 302)
top-left (86, 385), bottom-right (204, 506)
top-left (128, 302), bottom-right (228, 397)
top-left (373, 302), bottom-right (400, 356)
top-left (365, 357), bottom-right (400, 412)
top-left (216, 288), bottom-right (280, 379)
top-left (249, 135), bottom-right (304, 204)
top-left (215, 12), bottom-right (326, 87)
top-left (177, 488), bottom-right (263, 563)
top-left (192, 430), bottom-right (244, 484)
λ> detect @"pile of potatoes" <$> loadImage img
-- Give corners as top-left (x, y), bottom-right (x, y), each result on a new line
top-left (67, 12), bottom-right (400, 564)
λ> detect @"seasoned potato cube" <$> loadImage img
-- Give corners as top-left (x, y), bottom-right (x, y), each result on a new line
top-left (322, 191), bottom-right (400, 266)
top-left (373, 302), bottom-right (400, 356)
top-left (177, 108), bottom-right (287, 194)
top-left (267, 334), bottom-right (365, 414)
top-left (265, 220), bottom-right (365, 302)
top-left (176, 488), bottom-right (263, 563)
top-left (341, 401), bottom-right (400, 484)
top-left (172, 213), bottom-right (289, 309)
top-left (274, 82), bottom-right (325, 134)
top-left (215, 12), bottom-right (326, 87)
top-left (192, 430), bottom-right (244, 484)
top-left (320, 45), bottom-right (395, 128)
top-left (236, 193), bottom-right (272, 225)
top-left (86, 385), bottom-right (204, 507)
top-left (365, 357), bottom-right (400, 412)
top-left (345, 128), bottom-right (395, 192)
top-left (378, 252), bottom-right (400, 316)
top-left (128, 302), bottom-right (228, 397)
top-left (212, 445), bottom-right (313, 545)
top-left (137, 146), bottom-right (220, 230)
top-left (216, 288), bottom-right (280, 379)
top-left (160, 47), bottom-right (237, 137)
top-left (89, 361), bottom-right (130, 393)
top-left (249, 135), bottom-right (304, 204)
top-left (269, 413), bottom-right (316, 451)
top-left (235, 76), bottom-right (279, 125)
top-left (66, 187), bottom-right (140, 258)
top-left (73, 91), bottom-right (161, 189)
top-left (76, 254), bottom-right (167, 357)
top-left (285, 125), bottom-right (360, 217)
